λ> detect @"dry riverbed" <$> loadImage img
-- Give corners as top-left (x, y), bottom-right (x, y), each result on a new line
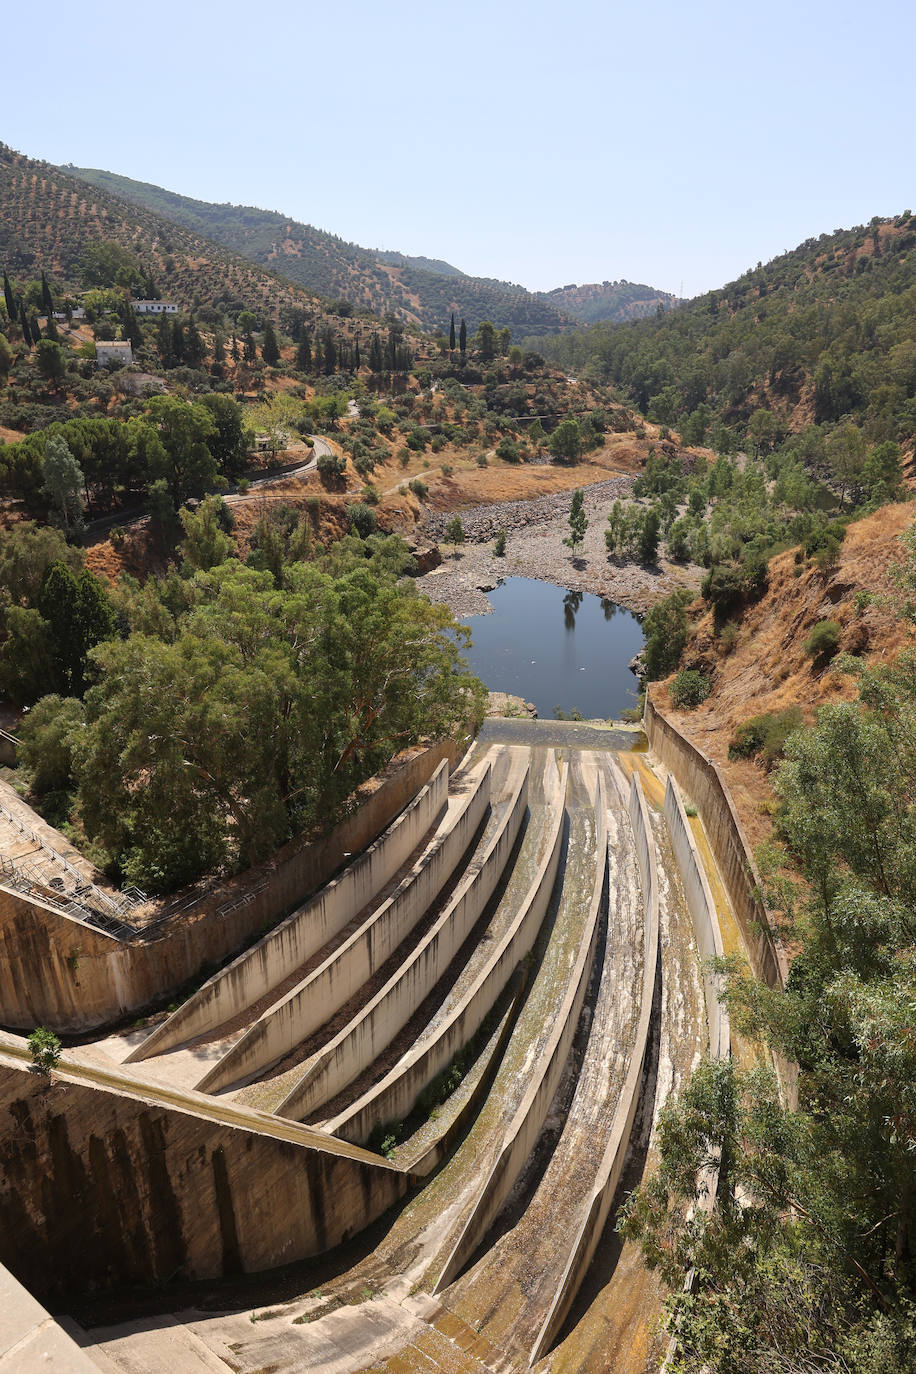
top-left (418, 480), bottom-right (703, 619)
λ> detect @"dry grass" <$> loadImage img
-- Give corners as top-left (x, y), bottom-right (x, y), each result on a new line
top-left (659, 501), bottom-right (916, 850)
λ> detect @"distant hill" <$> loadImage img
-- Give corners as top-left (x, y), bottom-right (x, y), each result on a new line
top-left (66, 167), bottom-right (573, 338)
top-left (539, 279), bottom-right (682, 324)
top-left (0, 145), bottom-right (353, 333)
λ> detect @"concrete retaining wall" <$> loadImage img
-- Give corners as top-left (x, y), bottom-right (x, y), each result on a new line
top-left (197, 759), bottom-right (493, 1093)
top-left (435, 773), bottom-right (608, 1294)
top-left (529, 772), bottom-right (660, 1363)
top-left (133, 759), bottom-right (451, 1064)
top-left (329, 756), bottom-right (569, 1146)
top-left (277, 756), bottom-right (531, 1122)
top-left (0, 743), bottom-right (455, 1035)
top-left (644, 690), bottom-right (787, 993)
top-left (664, 776), bottom-right (730, 1060)
top-left (0, 1049), bottom-right (409, 1303)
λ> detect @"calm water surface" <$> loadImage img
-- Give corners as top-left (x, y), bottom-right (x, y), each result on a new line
top-left (460, 578), bottom-right (644, 720)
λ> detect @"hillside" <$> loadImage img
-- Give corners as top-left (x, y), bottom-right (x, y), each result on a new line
top-left (65, 166), bottom-right (574, 338)
top-left (538, 278), bottom-right (681, 324)
top-left (656, 500), bottom-right (916, 852)
top-left (0, 144), bottom-right (357, 334)
top-left (530, 215), bottom-right (916, 460)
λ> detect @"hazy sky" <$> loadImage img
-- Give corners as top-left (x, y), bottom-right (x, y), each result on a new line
top-left (6, 1), bottom-right (914, 298)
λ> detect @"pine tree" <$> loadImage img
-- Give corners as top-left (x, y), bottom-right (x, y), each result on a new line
top-left (40, 270), bottom-right (53, 317)
top-left (459, 318), bottom-right (467, 357)
top-left (449, 313), bottom-right (456, 351)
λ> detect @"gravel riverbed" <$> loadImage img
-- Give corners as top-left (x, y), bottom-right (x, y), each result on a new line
top-left (417, 479), bottom-right (703, 619)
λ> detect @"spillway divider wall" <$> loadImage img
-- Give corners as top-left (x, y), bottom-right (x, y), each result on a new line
top-left (127, 760), bottom-right (451, 1063)
top-left (196, 757), bottom-right (493, 1094)
top-left (434, 771), bottom-right (608, 1295)
top-left (328, 754), bottom-right (569, 1148)
top-left (528, 769), bottom-right (661, 1365)
top-left (274, 755), bottom-right (531, 1122)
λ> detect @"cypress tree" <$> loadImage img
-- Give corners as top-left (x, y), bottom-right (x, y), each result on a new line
top-left (368, 332), bottom-right (383, 371)
top-left (323, 327), bottom-right (337, 374)
top-left (171, 318), bottom-right (186, 362)
top-left (19, 304), bottom-right (32, 347)
top-left (261, 321), bottom-right (280, 366)
top-left (354, 335), bottom-right (360, 370)
top-left (157, 314), bottom-right (174, 366)
top-left (459, 318), bottom-right (467, 357)
top-left (185, 315), bottom-right (205, 369)
top-left (3, 270), bottom-right (15, 322)
top-left (40, 270), bottom-right (53, 317)
top-left (295, 331), bottom-right (312, 372)
top-left (449, 313), bottom-right (456, 350)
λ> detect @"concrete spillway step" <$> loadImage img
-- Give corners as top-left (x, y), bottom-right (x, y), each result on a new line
top-left (324, 750), bottom-right (567, 1151)
top-left (446, 767), bottom-right (658, 1366)
top-left (195, 752), bottom-right (495, 1095)
top-left (273, 749), bottom-right (531, 1122)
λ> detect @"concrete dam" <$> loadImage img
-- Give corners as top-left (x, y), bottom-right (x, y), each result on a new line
top-left (0, 700), bottom-right (785, 1372)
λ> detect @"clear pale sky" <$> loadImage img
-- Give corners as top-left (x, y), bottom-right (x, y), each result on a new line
top-left (6, 0), bottom-right (914, 298)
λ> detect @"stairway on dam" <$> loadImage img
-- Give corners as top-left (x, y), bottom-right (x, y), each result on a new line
top-left (3, 721), bottom-right (735, 1374)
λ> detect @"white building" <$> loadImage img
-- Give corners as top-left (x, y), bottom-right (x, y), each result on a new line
top-left (95, 341), bottom-right (133, 368)
top-left (132, 300), bottom-right (178, 315)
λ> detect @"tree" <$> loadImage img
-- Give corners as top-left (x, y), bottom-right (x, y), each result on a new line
top-left (144, 395), bottom-right (220, 508)
top-left (449, 313), bottom-right (456, 351)
top-left (184, 315), bottom-right (206, 369)
top-left (367, 332), bottom-right (383, 372)
top-left (827, 422), bottom-right (868, 506)
top-left (459, 318), bottom-right (467, 358)
top-left (74, 555), bottom-right (487, 892)
top-left (638, 507), bottom-right (660, 564)
top-left (35, 339), bottom-right (65, 390)
top-left (564, 489), bottom-right (587, 551)
top-left (3, 269), bottom-right (15, 322)
top-left (262, 321), bottom-right (280, 366)
top-left (641, 587), bottom-right (691, 679)
top-left (180, 495), bottom-right (236, 571)
top-left (549, 417), bottom-right (582, 464)
top-left (199, 393), bottom-right (247, 479)
top-left (475, 320), bottom-right (496, 362)
top-left (41, 435), bottom-right (85, 536)
top-left (445, 515), bottom-right (465, 554)
top-left (18, 694), bottom-right (85, 795)
top-left (40, 270), bottom-right (53, 317)
top-left (0, 333), bottom-right (12, 380)
top-left (19, 304), bottom-right (32, 347)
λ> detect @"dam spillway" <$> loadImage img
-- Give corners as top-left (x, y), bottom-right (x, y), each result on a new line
top-left (0, 716), bottom-right (754, 1373)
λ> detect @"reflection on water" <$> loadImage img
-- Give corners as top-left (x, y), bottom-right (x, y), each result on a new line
top-left (461, 577), bottom-right (645, 721)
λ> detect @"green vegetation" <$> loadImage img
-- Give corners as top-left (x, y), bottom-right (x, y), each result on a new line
top-left (804, 618), bottom-right (842, 660)
top-left (622, 619), bottom-right (916, 1368)
top-left (12, 527), bottom-right (485, 894)
top-left (27, 1027), bottom-right (61, 1074)
top-left (728, 708), bottom-right (804, 767)
top-left (564, 488), bottom-right (587, 551)
top-left (641, 588), bottom-right (692, 680)
top-left (669, 669), bottom-right (711, 708)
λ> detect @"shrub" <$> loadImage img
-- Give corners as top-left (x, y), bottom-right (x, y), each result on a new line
top-left (719, 621), bottom-right (740, 654)
top-left (28, 1026), bottom-right (61, 1074)
top-left (642, 588), bottom-right (691, 680)
top-left (729, 708), bottom-right (803, 767)
top-left (346, 503), bottom-right (377, 539)
top-left (361, 484), bottom-right (379, 506)
top-left (494, 530), bottom-right (506, 557)
top-left (440, 463), bottom-right (453, 477)
top-left (670, 669), bottom-right (711, 708)
top-left (317, 452), bottom-right (346, 481)
top-left (408, 478), bottom-right (428, 500)
top-left (109, 525), bottom-right (124, 547)
top-left (804, 619), bottom-right (841, 660)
